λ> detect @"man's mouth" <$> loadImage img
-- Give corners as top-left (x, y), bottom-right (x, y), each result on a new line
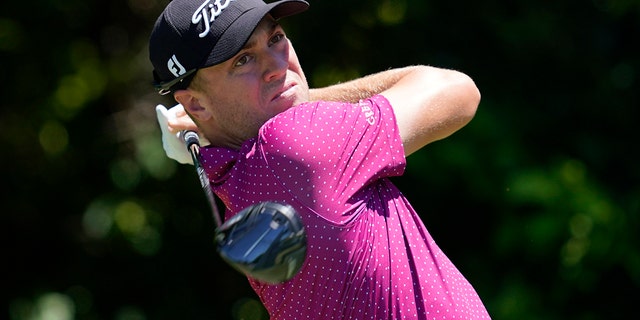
top-left (272, 82), bottom-right (296, 102)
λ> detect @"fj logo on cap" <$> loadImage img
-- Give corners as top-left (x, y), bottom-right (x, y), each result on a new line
top-left (193, 0), bottom-right (236, 38)
top-left (167, 54), bottom-right (187, 78)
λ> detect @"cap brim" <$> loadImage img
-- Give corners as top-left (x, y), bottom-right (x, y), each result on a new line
top-left (203, 0), bottom-right (308, 68)
top-left (269, 0), bottom-right (309, 20)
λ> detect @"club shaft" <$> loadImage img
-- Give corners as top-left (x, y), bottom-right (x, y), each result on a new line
top-left (183, 131), bottom-right (223, 228)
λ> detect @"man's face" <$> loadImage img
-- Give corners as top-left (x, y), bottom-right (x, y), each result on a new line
top-left (187, 15), bottom-right (310, 146)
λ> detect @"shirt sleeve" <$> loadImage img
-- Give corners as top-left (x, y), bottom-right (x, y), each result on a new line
top-left (257, 94), bottom-right (406, 223)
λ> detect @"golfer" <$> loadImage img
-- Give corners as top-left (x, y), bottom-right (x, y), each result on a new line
top-left (150, 0), bottom-right (491, 318)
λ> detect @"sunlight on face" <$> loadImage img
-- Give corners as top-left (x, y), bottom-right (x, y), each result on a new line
top-left (189, 15), bottom-right (310, 147)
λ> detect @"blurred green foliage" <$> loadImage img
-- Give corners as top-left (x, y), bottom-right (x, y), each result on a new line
top-left (1, 0), bottom-right (638, 319)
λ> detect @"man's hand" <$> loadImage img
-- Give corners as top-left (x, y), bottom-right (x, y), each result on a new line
top-left (155, 104), bottom-right (209, 165)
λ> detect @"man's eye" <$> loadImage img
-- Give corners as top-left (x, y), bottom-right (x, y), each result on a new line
top-left (235, 55), bottom-right (252, 67)
top-left (270, 33), bottom-right (285, 46)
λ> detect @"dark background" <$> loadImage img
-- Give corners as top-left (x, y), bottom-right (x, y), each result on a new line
top-left (2, 0), bottom-right (638, 319)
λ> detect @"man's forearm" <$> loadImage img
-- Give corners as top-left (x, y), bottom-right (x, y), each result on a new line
top-left (309, 66), bottom-right (419, 103)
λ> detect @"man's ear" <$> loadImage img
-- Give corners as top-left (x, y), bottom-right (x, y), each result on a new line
top-left (174, 89), bottom-right (212, 121)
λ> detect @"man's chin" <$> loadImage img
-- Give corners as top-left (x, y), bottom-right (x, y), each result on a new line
top-left (273, 89), bottom-right (307, 110)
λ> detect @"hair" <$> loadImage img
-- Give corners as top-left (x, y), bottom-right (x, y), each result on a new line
top-left (187, 71), bottom-right (207, 93)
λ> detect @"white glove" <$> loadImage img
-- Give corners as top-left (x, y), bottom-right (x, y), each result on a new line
top-left (155, 104), bottom-right (209, 165)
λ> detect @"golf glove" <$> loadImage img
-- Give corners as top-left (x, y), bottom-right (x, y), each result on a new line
top-left (155, 104), bottom-right (209, 165)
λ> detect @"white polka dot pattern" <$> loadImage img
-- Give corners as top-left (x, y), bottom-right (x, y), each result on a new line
top-left (200, 95), bottom-right (490, 319)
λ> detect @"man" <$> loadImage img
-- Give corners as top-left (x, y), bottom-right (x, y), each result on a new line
top-left (150, 0), bottom-right (490, 318)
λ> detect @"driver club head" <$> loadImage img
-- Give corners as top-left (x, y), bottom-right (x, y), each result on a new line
top-left (215, 202), bottom-right (307, 284)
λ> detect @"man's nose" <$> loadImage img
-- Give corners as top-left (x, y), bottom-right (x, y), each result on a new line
top-left (263, 49), bottom-right (289, 82)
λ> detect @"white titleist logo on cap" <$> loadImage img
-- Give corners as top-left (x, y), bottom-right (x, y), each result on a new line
top-left (193, 0), bottom-right (236, 38)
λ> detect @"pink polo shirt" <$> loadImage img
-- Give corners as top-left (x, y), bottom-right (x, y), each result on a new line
top-left (199, 95), bottom-right (490, 319)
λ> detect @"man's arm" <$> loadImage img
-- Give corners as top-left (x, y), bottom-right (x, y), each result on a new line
top-left (309, 66), bottom-right (480, 156)
top-left (308, 67), bottom-right (414, 103)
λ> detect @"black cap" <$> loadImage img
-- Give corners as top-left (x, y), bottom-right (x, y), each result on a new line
top-left (149, 0), bottom-right (309, 95)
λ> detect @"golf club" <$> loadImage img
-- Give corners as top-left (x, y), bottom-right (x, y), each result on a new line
top-left (182, 130), bottom-right (307, 283)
